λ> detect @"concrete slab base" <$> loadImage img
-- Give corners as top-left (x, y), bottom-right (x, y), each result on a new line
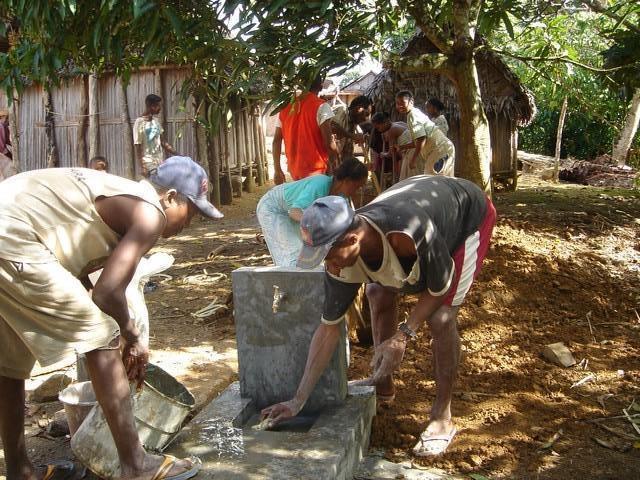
top-left (355, 453), bottom-right (467, 480)
top-left (168, 382), bottom-right (376, 480)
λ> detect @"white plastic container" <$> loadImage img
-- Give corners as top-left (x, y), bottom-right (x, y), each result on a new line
top-left (59, 381), bottom-right (97, 436)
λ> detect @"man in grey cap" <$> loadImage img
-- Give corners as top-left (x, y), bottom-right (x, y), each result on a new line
top-left (0, 156), bottom-right (220, 480)
top-left (261, 175), bottom-right (495, 457)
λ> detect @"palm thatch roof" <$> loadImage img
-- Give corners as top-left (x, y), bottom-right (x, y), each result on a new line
top-left (366, 32), bottom-right (536, 127)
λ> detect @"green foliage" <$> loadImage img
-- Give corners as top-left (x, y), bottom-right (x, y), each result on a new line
top-left (490, 4), bottom-right (640, 160)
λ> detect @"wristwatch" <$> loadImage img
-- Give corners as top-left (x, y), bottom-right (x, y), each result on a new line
top-left (398, 322), bottom-right (418, 341)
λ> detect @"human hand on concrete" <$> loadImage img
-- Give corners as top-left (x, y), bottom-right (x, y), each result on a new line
top-left (274, 169), bottom-right (286, 185)
top-left (370, 333), bottom-right (407, 383)
top-left (122, 335), bottom-right (149, 390)
top-left (260, 398), bottom-right (303, 427)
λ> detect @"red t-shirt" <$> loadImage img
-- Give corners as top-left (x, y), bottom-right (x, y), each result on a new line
top-left (279, 93), bottom-right (328, 180)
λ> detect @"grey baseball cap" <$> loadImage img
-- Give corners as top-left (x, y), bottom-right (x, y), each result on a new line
top-left (297, 195), bottom-right (355, 269)
top-left (150, 156), bottom-right (223, 219)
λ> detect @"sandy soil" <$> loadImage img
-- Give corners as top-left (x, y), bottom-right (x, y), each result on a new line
top-left (3, 174), bottom-right (640, 480)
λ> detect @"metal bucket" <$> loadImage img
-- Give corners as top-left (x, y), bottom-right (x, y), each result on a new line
top-left (71, 364), bottom-right (195, 479)
top-left (59, 381), bottom-right (97, 436)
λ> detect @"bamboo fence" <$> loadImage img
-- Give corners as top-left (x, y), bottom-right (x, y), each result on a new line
top-left (0, 66), bottom-right (268, 205)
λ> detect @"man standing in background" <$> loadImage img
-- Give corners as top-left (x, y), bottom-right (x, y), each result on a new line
top-left (272, 76), bottom-right (339, 184)
top-left (331, 95), bottom-right (374, 159)
top-left (133, 94), bottom-right (179, 177)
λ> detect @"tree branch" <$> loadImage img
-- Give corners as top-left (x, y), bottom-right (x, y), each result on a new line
top-left (386, 52), bottom-right (453, 75)
top-left (398, 0), bottom-right (454, 54)
top-left (581, 0), bottom-right (640, 35)
top-left (491, 47), bottom-right (638, 73)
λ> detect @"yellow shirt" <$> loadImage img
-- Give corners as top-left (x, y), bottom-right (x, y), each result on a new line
top-left (0, 168), bottom-right (164, 277)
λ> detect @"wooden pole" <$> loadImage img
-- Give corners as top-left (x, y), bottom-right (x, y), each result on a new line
top-left (243, 105), bottom-right (255, 193)
top-left (8, 89), bottom-right (20, 173)
top-left (220, 122), bottom-right (233, 204)
top-left (208, 117), bottom-right (221, 206)
top-left (253, 110), bottom-right (265, 186)
top-left (258, 106), bottom-right (269, 181)
top-left (118, 77), bottom-right (135, 178)
top-left (43, 84), bottom-right (59, 168)
top-left (232, 109), bottom-right (243, 197)
top-left (77, 75), bottom-right (89, 167)
top-left (196, 118), bottom-right (212, 185)
top-left (553, 96), bottom-right (568, 182)
top-left (88, 73), bottom-right (99, 159)
top-left (154, 68), bottom-right (167, 127)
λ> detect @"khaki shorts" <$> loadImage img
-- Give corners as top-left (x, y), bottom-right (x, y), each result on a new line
top-left (0, 258), bottom-right (120, 379)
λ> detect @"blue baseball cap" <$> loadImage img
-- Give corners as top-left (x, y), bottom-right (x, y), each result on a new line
top-left (297, 196), bottom-right (355, 269)
top-left (150, 156), bottom-right (223, 219)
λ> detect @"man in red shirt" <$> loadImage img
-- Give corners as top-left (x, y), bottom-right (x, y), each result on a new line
top-left (272, 76), bottom-right (339, 184)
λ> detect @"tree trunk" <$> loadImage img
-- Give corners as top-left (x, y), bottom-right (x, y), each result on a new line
top-left (43, 85), bottom-right (59, 168)
top-left (452, 58), bottom-right (492, 193)
top-left (77, 75), bottom-right (89, 167)
top-left (88, 73), bottom-right (99, 159)
top-left (612, 88), bottom-right (640, 167)
top-left (118, 77), bottom-right (135, 178)
top-left (553, 96), bottom-right (568, 181)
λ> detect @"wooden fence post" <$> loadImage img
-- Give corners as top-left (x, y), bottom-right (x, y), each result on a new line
top-left (220, 122), bottom-right (233, 205)
top-left (154, 69), bottom-right (166, 127)
top-left (88, 73), bottom-right (99, 159)
top-left (208, 119), bottom-right (221, 207)
top-left (118, 77), bottom-right (135, 178)
top-left (43, 84), bottom-right (59, 168)
top-left (258, 106), bottom-right (269, 181)
top-left (8, 90), bottom-right (20, 172)
top-left (243, 106), bottom-right (255, 193)
top-left (77, 75), bottom-right (89, 167)
top-left (252, 107), bottom-right (265, 186)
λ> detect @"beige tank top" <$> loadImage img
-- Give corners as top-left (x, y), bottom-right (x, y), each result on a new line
top-left (337, 218), bottom-right (421, 289)
top-left (0, 168), bottom-right (164, 277)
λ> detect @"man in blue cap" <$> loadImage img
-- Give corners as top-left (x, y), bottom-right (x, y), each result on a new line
top-left (0, 156), bottom-right (221, 480)
top-left (262, 175), bottom-right (496, 457)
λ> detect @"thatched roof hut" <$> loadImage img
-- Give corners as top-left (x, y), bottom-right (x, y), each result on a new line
top-left (366, 32), bottom-right (536, 189)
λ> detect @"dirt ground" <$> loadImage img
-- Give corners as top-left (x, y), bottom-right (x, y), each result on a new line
top-left (4, 173), bottom-right (640, 480)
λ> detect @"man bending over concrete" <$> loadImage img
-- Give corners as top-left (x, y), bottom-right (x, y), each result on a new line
top-left (0, 156), bottom-right (222, 480)
top-left (262, 175), bottom-right (495, 457)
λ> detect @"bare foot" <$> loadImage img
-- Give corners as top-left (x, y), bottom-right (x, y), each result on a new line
top-left (425, 418), bottom-right (455, 437)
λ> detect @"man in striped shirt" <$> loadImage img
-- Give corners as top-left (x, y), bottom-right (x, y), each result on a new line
top-left (262, 175), bottom-right (496, 457)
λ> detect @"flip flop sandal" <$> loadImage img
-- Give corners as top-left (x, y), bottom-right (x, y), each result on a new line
top-left (150, 455), bottom-right (202, 480)
top-left (40, 460), bottom-right (85, 480)
top-left (412, 427), bottom-right (458, 457)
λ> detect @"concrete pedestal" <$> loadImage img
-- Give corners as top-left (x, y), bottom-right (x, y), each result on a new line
top-left (168, 382), bottom-right (376, 480)
top-left (232, 266), bottom-right (348, 413)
